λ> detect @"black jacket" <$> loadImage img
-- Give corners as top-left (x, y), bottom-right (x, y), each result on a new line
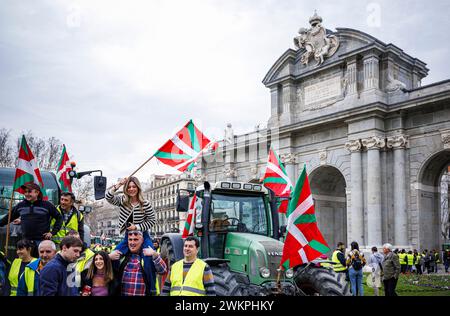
top-left (0, 199), bottom-right (62, 240)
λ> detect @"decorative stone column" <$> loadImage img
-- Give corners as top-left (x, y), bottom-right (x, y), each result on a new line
top-left (346, 59), bottom-right (358, 95)
top-left (363, 55), bottom-right (380, 91)
top-left (387, 135), bottom-right (409, 246)
top-left (362, 136), bottom-right (386, 246)
top-left (345, 140), bottom-right (364, 244)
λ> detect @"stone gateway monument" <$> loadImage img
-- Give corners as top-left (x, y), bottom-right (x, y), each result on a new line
top-left (199, 13), bottom-right (450, 252)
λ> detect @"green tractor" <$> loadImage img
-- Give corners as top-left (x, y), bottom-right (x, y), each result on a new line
top-left (159, 181), bottom-right (349, 296)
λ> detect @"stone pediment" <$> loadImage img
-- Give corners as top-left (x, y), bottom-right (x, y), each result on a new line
top-left (262, 27), bottom-right (428, 87)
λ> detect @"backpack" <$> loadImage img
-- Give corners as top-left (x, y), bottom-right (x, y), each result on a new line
top-left (351, 251), bottom-right (363, 270)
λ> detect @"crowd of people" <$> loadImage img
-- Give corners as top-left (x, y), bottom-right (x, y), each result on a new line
top-left (0, 177), bottom-right (216, 296)
top-left (330, 241), bottom-right (450, 296)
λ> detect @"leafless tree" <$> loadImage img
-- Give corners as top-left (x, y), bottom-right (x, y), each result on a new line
top-left (0, 128), bottom-right (14, 167)
top-left (16, 131), bottom-right (62, 171)
top-left (72, 176), bottom-right (94, 203)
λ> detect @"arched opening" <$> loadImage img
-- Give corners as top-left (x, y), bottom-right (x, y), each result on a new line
top-left (309, 166), bottom-right (347, 254)
top-left (417, 150), bottom-right (450, 250)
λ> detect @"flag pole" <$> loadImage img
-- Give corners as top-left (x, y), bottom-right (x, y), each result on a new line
top-left (106, 154), bottom-right (155, 191)
top-left (4, 190), bottom-right (15, 256)
top-left (128, 154), bottom-right (155, 178)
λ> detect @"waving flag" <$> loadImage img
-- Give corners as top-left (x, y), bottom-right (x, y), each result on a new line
top-left (262, 147), bottom-right (293, 213)
top-left (56, 144), bottom-right (73, 192)
top-left (13, 135), bottom-right (48, 200)
top-left (154, 120), bottom-right (215, 172)
top-left (280, 164), bottom-right (329, 269)
top-left (182, 195), bottom-right (197, 238)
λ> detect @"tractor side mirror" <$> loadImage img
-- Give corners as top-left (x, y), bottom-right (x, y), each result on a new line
top-left (94, 176), bottom-right (107, 200)
top-left (176, 191), bottom-right (190, 212)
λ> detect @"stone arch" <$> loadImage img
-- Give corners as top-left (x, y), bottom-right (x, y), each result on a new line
top-left (308, 165), bottom-right (348, 253)
top-left (416, 149), bottom-right (450, 250)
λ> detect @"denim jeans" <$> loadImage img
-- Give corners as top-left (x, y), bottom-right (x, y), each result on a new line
top-left (348, 267), bottom-right (364, 296)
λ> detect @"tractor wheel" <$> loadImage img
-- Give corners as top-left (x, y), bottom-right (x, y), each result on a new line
top-left (211, 263), bottom-right (246, 296)
top-left (159, 238), bottom-right (176, 290)
top-left (294, 266), bottom-right (350, 296)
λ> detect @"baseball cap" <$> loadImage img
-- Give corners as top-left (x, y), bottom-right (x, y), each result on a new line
top-left (21, 183), bottom-right (42, 192)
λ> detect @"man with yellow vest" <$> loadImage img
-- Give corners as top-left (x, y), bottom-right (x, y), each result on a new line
top-left (331, 242), bottom-right (348, 280)
top-left (406, 250), bottom-right (414, 273)
top-left (51, 192), bottom-right (84, 246)
top-left (17, 240), bottom-right (56, 296)
top-left (399, 249), bottom-right (408, 274)
top-left (413, 249), bottom-right (422, 275)
top-left (161, 236), bottom-right (216, 296)
top-left (8, 239), bottom-right (37, 296)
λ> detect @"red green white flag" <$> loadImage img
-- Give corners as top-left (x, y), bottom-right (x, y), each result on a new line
top-left (182, 195), bottom-right (197, 238)
top-left (261, 147), bottom-right (293, 213)
top-left (280, 164), bottom-right (330, 269)
top-left (13, 135), bottom-right (48, 200)
top-left (154, 120), bottom-right (216, 172)
top-left (56, 144), bottom-right (73, 192)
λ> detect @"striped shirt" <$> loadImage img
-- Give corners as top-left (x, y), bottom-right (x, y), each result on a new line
top-left (161, 261), bottom-right (216, 296)
top-left (106, 189), bottom-right (156, 234)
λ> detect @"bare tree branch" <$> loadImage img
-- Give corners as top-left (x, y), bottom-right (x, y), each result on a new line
top-left (0, 128), bottom-right (14, 167)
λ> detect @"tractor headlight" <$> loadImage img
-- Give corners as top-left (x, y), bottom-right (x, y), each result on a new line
top-left (285, 268), bottom-right (294, 278)
top-left (259, 267), bottom-right (271, 278)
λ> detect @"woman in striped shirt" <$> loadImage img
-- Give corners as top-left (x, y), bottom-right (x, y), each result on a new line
top-left (106, 176), bottom-right (155, 254)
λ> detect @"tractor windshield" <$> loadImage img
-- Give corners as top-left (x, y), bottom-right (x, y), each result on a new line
top-left (210, 193), bottom-right (268, 235)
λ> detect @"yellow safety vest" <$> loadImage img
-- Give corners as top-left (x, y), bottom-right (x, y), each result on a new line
top-left (399, 253), bottom-right (407, 265)
top-left (435, 253), bottom-right (440, 263)
top-left (51, 206), bottom-right (83, 244)
top-left (331, 250), bottom-right (347, 272)
top-left (76, 248), bottom-right (95, 273)
top-left (170, 259), bottom-right (206, 296)
top-left (8, 258), bottom-right (37, 296)
top-left (414, 254), bottom-right (421, 265)
top-left (23, 262), bottom-right (41, 296)
top-left (406, 254), bottom-right (414, 266)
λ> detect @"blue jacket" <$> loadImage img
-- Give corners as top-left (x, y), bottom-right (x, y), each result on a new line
top-left (40, 254), bottom-right (78, 296)
top-left (17, 259), bottom-right (41, 296)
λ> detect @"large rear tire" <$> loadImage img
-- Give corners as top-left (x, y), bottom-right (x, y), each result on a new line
top-left (294, 266), bottom-right (350, 296)
top-left (210, 264), bottom-right (246, 296)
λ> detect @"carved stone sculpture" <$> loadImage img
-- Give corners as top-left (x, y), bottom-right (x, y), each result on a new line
top-left (293, 12), bottom-right (340, 67)
top-left (345, 140), bottom-right (362, 153)
top-left (362, 136), bottom-right (386, 150)
top-left (280, 152), bottom-right (296, 165)
top-left (224, 123), bottom-right (234, 145)
top-left (441, 131), bottom-right (450, 149)
top-left (386, 135), bottom-right (408, 149)
top-left (386, 73), bottom-right (407, 92)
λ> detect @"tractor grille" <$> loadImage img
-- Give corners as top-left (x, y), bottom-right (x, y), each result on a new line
top-left (259, 241), bottom-right (284, 279)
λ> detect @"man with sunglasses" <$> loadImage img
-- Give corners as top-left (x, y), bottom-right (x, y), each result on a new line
top-left (0, 183), bottom-right (62, 253)
top-left (51, 192), bottom-right (85, 246)
top-left (110, 230), bottom-right (167, 296)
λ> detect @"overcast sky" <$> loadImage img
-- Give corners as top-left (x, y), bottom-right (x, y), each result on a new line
top-left (1, 0), bottom-right (449, 184)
